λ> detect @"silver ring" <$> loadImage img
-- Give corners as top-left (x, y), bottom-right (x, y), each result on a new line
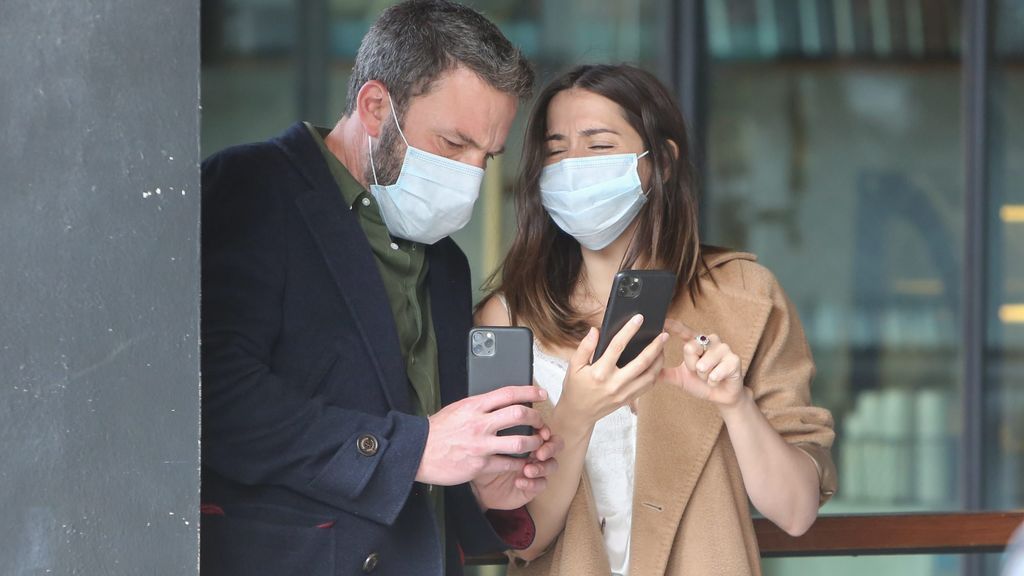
top-left (696, 334), bottom-right (711, 353)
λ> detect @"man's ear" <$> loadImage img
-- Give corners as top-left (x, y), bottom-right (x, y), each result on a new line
top-left (356, 80), bottom-right (390, 139)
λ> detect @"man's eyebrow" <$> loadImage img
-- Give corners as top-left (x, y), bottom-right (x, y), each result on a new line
top-left (454, 130), bottom-right (505, 156)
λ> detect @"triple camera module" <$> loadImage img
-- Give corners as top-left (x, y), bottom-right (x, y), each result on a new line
top-left (617, 275), bottom-right (643, 299)
top-left (471, 330), bottom-right (496, 357)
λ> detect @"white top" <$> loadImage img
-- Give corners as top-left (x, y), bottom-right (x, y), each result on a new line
top-left (532, 342), bottom-right (637, 576)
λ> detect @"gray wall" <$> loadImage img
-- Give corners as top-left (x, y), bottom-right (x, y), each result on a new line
top-left (0, 1), bottom-right (200, 574)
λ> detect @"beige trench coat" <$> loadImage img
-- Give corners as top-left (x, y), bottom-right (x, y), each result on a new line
top-left (509, 250), bottom-right (837, 576)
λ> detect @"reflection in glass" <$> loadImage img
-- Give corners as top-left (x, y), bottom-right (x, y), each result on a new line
top-left (703, 1), bottom-right (970, 573)
top-left (985, 0), bottom-right (1024, 516)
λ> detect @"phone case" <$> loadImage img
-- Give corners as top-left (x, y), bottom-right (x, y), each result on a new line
top-left (468, 327), bottom-right (534, 455)
top-left (593, 269), bottom-right (677, 367)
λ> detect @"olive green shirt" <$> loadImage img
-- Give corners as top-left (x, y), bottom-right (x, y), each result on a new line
top-left (305, 123), bottom-right (441, 419)
top-left (306, 124), bottom-right (445, 551)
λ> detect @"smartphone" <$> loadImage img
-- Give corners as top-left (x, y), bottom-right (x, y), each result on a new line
top-left (468, 326), bottom-right (534, 457)
top-left (593, 269), bottom-right (677, 367)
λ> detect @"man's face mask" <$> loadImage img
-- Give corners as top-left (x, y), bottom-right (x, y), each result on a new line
top-left (367, 93), bottom-right (485, 245)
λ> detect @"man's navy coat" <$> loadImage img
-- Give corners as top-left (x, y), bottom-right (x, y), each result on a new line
top-left (200, 123), bottom-right (521, 575)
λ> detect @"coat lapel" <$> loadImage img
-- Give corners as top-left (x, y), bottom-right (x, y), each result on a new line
top-left (628, 256), bottom-right (773, 575)
top-left (426, 240), bottom-right (471, 408)
top-left (277, 123), bottom-right (412, 414)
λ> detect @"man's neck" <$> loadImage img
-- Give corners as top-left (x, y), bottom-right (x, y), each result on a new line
top-left (324, 115), bottom-right (370, 190)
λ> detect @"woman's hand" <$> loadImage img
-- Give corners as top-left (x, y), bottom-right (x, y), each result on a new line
top-left (555, 314), bottom-right (668, 444)
top-left (660, 319), bottom-right (747, 408)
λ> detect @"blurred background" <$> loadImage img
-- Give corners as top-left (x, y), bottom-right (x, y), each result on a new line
top-left (201, 1), bottom-right (1024, 574)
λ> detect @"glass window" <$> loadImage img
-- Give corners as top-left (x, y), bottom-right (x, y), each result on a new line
top-left (703, 0), bottom-right (976, 573)
top-left (985, 0), bottom-right (1024, 524)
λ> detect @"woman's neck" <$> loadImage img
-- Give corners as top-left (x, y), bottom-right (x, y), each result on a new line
top-left (577, 221), bottom-right (640, 315)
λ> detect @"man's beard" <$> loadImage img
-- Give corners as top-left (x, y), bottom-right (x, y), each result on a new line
top-left (364, 117), bottom-right (405, 187)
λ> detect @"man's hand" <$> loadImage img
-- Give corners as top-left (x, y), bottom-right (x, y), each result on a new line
top-left (470, 426), bottom-right (563, 511)
top-left (415, 385), bottom-right (551, 487)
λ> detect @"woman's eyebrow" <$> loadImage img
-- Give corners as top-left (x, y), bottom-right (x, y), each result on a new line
top-left (579, 127), bottom-right (619, 137)
top-left (545, 127), bottom-right (619, 142)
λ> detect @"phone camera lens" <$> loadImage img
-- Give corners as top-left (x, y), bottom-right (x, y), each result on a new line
top-left (484, 338), bottom-right (494, 348)
top-left (472, 344), bottom-right (483, 355)
top-left (472, 332), bottom-right (484, 343)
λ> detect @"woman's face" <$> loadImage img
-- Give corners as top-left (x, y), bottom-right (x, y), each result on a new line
top-left (543, 88), bottom-right (651, 186)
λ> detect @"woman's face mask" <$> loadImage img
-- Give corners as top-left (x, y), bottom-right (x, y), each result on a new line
top-left (539, 151), bottom-right (650, 251)
top-left (537, 88), bottom-right (655, 251)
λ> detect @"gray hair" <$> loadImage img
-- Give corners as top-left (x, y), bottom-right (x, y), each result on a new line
top-left (344, 0), bottom-right (534, 117)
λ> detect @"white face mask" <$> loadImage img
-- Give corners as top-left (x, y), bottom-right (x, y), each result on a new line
top-left (368, 95), bottom-right (484, 245)
top-left (539, 151), bottom-right (649, 251)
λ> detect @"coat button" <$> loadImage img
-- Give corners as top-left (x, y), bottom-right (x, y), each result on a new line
top-left (357, 434), bottom-right (379, 456)
top-left (362, 552), bottom-right (380, 573)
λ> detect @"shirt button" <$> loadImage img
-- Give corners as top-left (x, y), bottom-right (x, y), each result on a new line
top-left (361, 197), bottom-right (371, 207)
top-left (356, 434), bottom-right (379, 456)
top-left (389, 242), bottom-right (399, 250)
top-left (362, 552), bottom-right (380, 573)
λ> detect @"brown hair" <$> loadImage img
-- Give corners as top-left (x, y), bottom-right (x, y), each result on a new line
top-left (344, 0), bottom-right (533, 118)
top-left (486, 64), bottom-right (705, 348)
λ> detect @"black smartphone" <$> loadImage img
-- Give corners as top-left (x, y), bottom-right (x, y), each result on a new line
top-left (467, 326), bottom-right (534, 457)
top-left (593, 269), bottom-right (677, 367)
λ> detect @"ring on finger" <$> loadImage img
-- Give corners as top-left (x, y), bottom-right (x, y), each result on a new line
top-left (696, 334), bottom-right (711, 353)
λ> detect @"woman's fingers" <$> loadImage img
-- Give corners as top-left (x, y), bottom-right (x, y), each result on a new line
top-left (592, 314), bottom-right (645, 374)
top-left (569, 327), bottom-right (599, 371)
top-left (682, 338), bottom-right (703, 374)
top-left (663, 318), bottom-right (698, 339)
top-left (707, 353), bottom-right (741, 383)
top-left (617, 331), bottom-right (669, 382)
top-left (694, 340), bottom-right (729, 379)
top-left (623, 353), bottom-right (665, 406)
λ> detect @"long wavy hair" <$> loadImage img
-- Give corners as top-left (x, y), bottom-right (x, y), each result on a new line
top-left (486, 64), bottom-right (705, 348)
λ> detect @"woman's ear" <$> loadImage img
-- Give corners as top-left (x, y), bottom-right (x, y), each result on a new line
top-left (666, 139), bottom-right (680, 160)
top-left (660, 139), bottom-right (680, 181)
top-left (356, 80), bottom-right (390, 139)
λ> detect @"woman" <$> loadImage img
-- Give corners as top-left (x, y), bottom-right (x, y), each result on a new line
top-left (476, 64), bottom-right (836, 575)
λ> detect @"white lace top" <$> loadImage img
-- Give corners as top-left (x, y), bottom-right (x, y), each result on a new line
top-left (532, 342), bottom-right (637, 575)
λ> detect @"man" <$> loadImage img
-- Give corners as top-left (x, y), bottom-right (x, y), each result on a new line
top-left (200, 2), bottom-right (560, 574)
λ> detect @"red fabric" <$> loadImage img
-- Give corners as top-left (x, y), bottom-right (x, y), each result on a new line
top-left (486, 506), bottom-right (536, 550)
top-left (200, 503), bottom-right (225, 516)
top-left (457, 543), bottom-right (466, 566)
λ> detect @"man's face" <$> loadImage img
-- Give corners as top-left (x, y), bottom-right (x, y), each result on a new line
top-left (367, 66), bottom-right (518, 186)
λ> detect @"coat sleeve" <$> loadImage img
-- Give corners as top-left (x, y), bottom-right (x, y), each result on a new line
top-left (741, 261), bottom-right (838, 505)
top-left (448, 484), bottom-right (536, 556)
top-left (200, 148), bottom-right (426, 525)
